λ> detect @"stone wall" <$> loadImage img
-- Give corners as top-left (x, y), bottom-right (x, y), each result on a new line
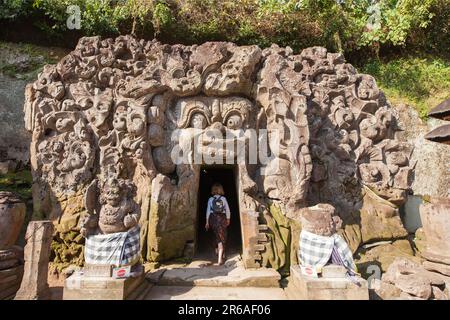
top-left (395, 103), bottom-right (450, 233)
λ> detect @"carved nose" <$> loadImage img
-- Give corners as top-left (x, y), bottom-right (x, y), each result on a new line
top-left (210, 122), bottom-right (225, 134)
top-left (203, 122), bottom-right (225, 145)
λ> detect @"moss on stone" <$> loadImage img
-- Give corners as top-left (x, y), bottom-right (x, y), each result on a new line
top-left (261, 203), bottom-right (292, 276)
top-left (0, 170), bottom-right (32, 201)
top-left (0, 41), bottom-right (69, 80)
top-left (147, 199), bottom-right (196, 262)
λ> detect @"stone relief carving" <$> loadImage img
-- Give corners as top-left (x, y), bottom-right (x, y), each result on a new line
top-left (82, 177), bottom-right (141, 236)
top-left (24, 35), bottom-right (414, 270)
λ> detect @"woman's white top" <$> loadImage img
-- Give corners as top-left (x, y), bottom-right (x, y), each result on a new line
top-left (206, 195), bottom-right (231, 220)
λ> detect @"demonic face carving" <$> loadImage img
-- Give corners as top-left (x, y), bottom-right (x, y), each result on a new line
top-left (128, 112), bottom-right (146, 137)
top-left (55, 118), bottom-right (75, 133)
top-left (171, 96), bottom-right (254, 164)
top-left (176, 97), bottom-right (252, 129)
top-left (359, 117), bottom-right (379, 140)
top-left (104, 179), bottom-right (121, 207)
top-left (357, 75), bottom-right (379, 100)
top-left (86, 89), bottom-right (113, 129)
top-left (113, 105), bottom-right (127, 132)
top-left (60, 142), bottom-right (88, 171)
top-left (95, 178), bottom-right (140, 234)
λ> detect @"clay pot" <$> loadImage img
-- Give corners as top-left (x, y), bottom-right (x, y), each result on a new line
top-left (420, 197), bottom-right (450, 264)
top-left (0, 191), bottom-right (26, 250)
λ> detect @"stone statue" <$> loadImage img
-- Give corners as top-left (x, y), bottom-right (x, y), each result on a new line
top-left (81, 177), bottom-right (141, 236)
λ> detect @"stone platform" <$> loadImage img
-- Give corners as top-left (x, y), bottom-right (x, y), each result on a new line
top-left (286, 265), bottom-right (369, 300)
top-left (63, 272), bottom-right (145, 300)
top-left (153, 255), bottom-right (281, 288)
top-left (138, 254), bottom-right (285, 300)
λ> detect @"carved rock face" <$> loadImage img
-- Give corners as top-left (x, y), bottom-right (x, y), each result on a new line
top-left (24, 36), bottom-right (414, 266)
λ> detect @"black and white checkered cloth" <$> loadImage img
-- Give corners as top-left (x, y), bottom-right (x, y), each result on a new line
top-left (85, 226), bottom-right (140, 267)
top-left (299, 230), bottom-right (356, 273)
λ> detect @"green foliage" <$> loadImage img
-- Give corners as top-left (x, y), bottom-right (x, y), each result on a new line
top-left (0, 41), bottom-right (64, 80)
top-left (152, 1), bottom-right (174, 35)
top-left (0, 0), bottom-right (33, 20)
top-left (1, 0), bottom-right (449, 57)
top-left (359, 56), bottom-right (450, 118)
top-left (0, 170), bottom-right (33, 201)
top-left (357, 0), bottom-right (436, 48)
top-left (81, 0), bottom-right (117, 35)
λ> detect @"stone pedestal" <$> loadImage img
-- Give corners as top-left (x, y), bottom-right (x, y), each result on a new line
top-left (0, 191), bottom-right (26, 300)
top-left (0, 191), bottom-right (26, 249)
top-left (63, 272), bottom-right (144, 300)
top-left (286, 265), bottom-right (369, 300)
top-left (0, 264), bottom-right (24, 300)
top-left (420, 197), bottom-right (450, 264)
top-left (15, 221), bottom-right (53, 300)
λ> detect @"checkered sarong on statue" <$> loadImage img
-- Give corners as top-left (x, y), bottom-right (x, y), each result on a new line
top-left (85, 226), bottom-right (140, 266)
top-left (299, 230), bottom-right (356, 273)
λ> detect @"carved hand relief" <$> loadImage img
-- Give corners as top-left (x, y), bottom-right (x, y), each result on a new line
top-left (24, 35), bottom-right (414, 262)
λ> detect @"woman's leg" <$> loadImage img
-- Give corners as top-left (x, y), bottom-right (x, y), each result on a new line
top-left (217, 242), bottom-right (224, 265)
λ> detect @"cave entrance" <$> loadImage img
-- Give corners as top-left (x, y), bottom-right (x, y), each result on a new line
top-left (196, 165), bottom-right (242, 259)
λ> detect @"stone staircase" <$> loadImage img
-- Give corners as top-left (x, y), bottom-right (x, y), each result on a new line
top-left (241, 211), bottom-right (270, 268)
top-left (125, 278), bottom-right (154, 300)
top-left (132, 255), bottom-right (287, 300)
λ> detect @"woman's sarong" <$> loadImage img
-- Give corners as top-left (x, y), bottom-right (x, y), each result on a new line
top-left (209, 212), bottom-right (228, 248)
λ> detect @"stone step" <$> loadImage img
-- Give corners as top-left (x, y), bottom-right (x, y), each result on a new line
top-left (158, 265), bottom-right (281, 288)
top-left (147, 255), bottom-right (281, 289)
top-left (137, 282), bottom-right (155, 300)
top-left (126, 279), bottom-right (154, 300)
top-left (144, 285), bottom-right (288, 300)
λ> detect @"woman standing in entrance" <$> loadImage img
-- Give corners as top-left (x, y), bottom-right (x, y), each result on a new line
top-left (205, 183), bottom-right (231, 265)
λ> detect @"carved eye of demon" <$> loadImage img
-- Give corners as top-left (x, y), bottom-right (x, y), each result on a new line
top-left (190, 113), bottom-right (208, 130)
top-left (225, 114), bottom-right (243, 130)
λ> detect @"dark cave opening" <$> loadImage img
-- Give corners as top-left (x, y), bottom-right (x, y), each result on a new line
top-left (196, 165), bottom-right (242, 259)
